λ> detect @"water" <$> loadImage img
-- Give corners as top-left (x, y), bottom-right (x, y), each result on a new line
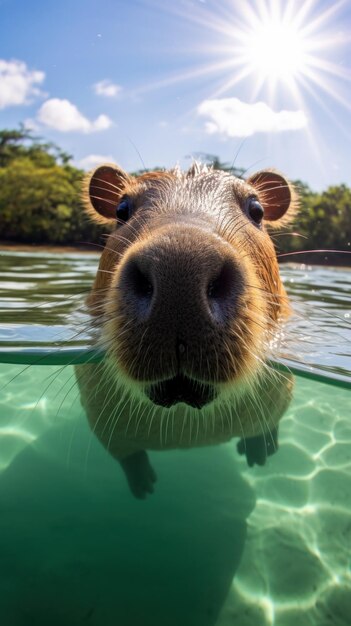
top-left (0, 250), bottom-right (350, 625)
top-left (0, 250), bottom-right (97, 348)
top-left (1, 251), bottom-right (350, 379)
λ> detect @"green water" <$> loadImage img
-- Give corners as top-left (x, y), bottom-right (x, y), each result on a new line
top-left (1, 363), bottom-right (350, 625)
top-left (0, 251), bottom-right (350, 625)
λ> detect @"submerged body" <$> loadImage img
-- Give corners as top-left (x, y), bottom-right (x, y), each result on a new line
top-left (76, 162), bottom-right (295, 497)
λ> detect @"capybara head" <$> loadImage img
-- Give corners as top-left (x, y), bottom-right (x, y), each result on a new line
top-left (84, 162), bottom-right (296, 409)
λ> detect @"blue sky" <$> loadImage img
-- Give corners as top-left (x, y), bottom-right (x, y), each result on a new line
top-left (1, 0), bottom-right (351, 190)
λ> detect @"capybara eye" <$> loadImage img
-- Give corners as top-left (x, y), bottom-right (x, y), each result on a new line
top-left (116, 197), bottom-right (132, 222)
top-left (245, 197), bottom-right (264, 225)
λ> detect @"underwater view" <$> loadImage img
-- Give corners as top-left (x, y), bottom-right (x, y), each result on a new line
top-left (0, 251), bottom-right (350, 626)
top-left (1, 0), bottom-right (351, 621)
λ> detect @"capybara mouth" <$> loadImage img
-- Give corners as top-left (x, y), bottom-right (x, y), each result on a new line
top-left (147, 375), bottom-right (216, 409)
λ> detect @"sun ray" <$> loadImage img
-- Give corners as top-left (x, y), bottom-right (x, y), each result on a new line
top-left (146, 0), bottom-right (350, 112)
top-left (132, 56), bottom-right (247, 96)
top-left (135, 0), bottom-right (351, 170)
top-left (298, 74), bottom-right (351, 140)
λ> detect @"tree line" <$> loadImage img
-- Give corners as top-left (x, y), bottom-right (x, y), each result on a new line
top-left (0, 128), bottom-right (350, 264)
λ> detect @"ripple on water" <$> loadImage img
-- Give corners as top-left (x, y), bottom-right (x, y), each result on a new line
top-left (258, 475), bottom-right (309, 508)
top-left (289, 420), bottom-right (332, 456)
top-left (316, 585), bottom-right (351, 626)
top-left (311, 469), bottom-right (351, 507)
top-left (321, 442), bottom-right (351, 468)
top-left (218, 375), bottom-right (351, 626)
top-left (236, 524), bottom-right (329, 602)
top-left (251, 441), bottom-right (315, 478)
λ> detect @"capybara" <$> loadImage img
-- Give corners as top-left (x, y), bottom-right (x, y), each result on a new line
top-left (76, 162), bottom-right (295, 497)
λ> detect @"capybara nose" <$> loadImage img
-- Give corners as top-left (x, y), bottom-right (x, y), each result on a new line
top-left (118, 229), bottom-right (242, 330)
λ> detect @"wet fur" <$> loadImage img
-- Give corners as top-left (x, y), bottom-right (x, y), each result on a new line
top-left (76, 162), bottom-right (295, 498)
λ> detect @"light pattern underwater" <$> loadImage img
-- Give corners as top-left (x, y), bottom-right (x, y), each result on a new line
top-left (0, 359), bottom-right (350, 626)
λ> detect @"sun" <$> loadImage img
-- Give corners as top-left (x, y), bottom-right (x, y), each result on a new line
top-left (137, 0), bottom-right (350, 114)
top-left (243, 18), bottom-right (308, 86)
top-left (219, 0), bottom-right (350, 103)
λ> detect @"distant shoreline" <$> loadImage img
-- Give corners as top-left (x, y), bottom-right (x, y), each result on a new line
top-left (0, 241), bottom-right (99, 255)
top-left (0, 241), bottom-right (350, 267)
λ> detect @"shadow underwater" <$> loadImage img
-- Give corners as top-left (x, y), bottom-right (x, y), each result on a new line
top-left (0, 403), bottom-right (254, 626)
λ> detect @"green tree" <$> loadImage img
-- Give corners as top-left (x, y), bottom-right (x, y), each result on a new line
top-left (191, 152), bottom-right (245, 178)
top-left (275, 180), bottom-right (351, 264)
top-left (0, 127), bottom-right (104, 244)
top-left (0, 128), bottom-right (349, 263)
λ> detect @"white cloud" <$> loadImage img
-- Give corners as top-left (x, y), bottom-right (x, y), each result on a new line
top-left (77, 154), bottom-right (115, 170)
top-left (0, 59), bottom-right (45, 109)
top-left (37, 98), bottom-right (112, 133)
top-left (198, 97), bottom-right (307, 138)
top-left (93, 79), bottom-right (122, 98)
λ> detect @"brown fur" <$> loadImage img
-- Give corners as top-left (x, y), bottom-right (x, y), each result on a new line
top-left (76, 161), bottom-right (295, 498)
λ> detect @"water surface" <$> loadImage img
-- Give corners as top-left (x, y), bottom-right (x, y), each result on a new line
top-left (0, 250), bottom-right (350, 626)
top-left (1, 250), bottom-right (350, 378)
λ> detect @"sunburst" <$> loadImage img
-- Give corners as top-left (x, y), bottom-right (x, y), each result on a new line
top-left (139, 0), bottom-right (350, 110)
top-left (217, 0), bottom-right (351, 105)
top-left (237, 7), bottom-right (310, 90)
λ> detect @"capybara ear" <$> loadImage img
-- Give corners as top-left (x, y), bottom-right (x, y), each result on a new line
top-left (83, 163), bottom-right (132, 223)
top-left (247, 170), bottom-right (297, 224)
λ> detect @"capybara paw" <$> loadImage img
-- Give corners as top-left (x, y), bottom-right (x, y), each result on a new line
top-left (237, 427), bottom-right (279, 467)
top-left (120, 450), bottom-right (157, 499)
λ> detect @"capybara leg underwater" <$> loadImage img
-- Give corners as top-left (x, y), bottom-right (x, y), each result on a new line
top-left (237, 426), bottom-right (279, 467)
top-left (120, 450), bottom-right (157, 499)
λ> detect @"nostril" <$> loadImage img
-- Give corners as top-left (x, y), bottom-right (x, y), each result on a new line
top-left (207, 260), bottom-right (236, 301)
top-left (129, 262), bottom-right (154, 300)
top-left (120, 259), bottom-right (154, 321)
top-left (206, 259), bottom-right (240, 324)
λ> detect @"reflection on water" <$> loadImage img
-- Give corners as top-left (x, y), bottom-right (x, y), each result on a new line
top-left (0, 251), bottom-right (350, 377)
top-left (0, 251), bottom-right (98, 347)
top-left (281, 264), bottom-right (351, 376)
